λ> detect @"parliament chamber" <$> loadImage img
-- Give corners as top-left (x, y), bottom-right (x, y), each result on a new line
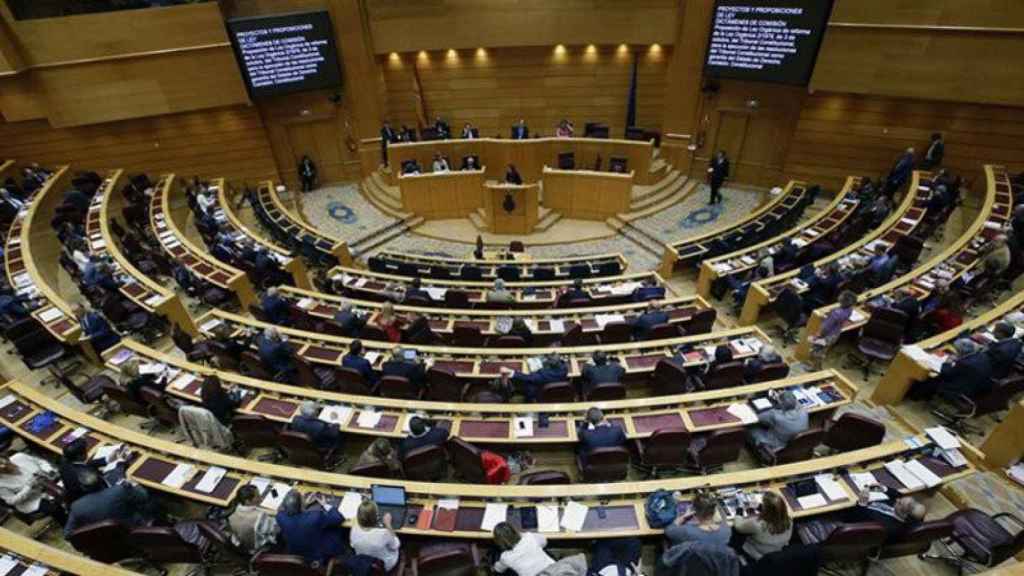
top-left (1, 2), bottom-right (1024, 576)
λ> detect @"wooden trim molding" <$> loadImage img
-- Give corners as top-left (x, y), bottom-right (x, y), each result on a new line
top-left (0, 41), bottom-right (230, 75)
top-left (828, 22), bottom-right (1024, 34)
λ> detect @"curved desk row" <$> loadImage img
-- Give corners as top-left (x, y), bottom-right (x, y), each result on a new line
top-left (796, 165), bottom-right (1012, 361)
top-left (0, 380), bottom-right (977, 539)
top-left (659, 181), bottom-right (808, 277)
top-left (197, 308), bottom-right (771, 383)
top-left (0, 527), bottom-right (141, 576)
top-left (106, 338), bottom-right (849, 444)
top-left (385, 136), bottom-right (654, 187)
top-left (326, 267), bottom-right (667, 310)
top-left (697, 177), bottom-right (862, 298)
top-left (253, 181), bottom-right (352, 267)
top-left (274, 285), bottom-right (712, 344)
top-left (740, 172), bottom-right (934, 326)
top-left (149, 174), bottom-right (257, 310)
top-left (369, 250), bottom-right (628, 283)
top-left (212, 178), bottom-right (312, 290)
top-left (86, 171), bottom-right (195, 335)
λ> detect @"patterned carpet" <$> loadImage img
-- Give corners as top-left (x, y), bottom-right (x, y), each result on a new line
top-left (299, 183), bottom-right (399, 243)
top-left (630, 183), bottom-right (767, 241)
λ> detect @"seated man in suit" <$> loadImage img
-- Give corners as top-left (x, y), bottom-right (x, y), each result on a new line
top-left (774, 239), bottom-right (799, 272)
top-left (504, 164), bottom-right (523, 185)
top-left (908, 338), bottom-right (993, 401)
top-left (577, 407), bottom-right (627, 462)
top-left (342, 339), bottom-right (378, 385)
top-left (401, 160), bottom-right (422, 175)
top-left (399, 416), bottom-right (449, 459)
top-left (743, 345), bottom-right (782, 381)
top-left (333, 304), bottom-right (367, 337)
top-left (74, 304), bottom-right (121, 354)
top-left (557, 279), bottom-right (591, 307)
top-left (631, 278), bottom-right (665, 302)
top-left (404, 277), bottom-right (432, 303)
top-left (276, 490), bottom-right (346, 567)
top-left (290, 401), bottom-right (344, 453)
top-left (486, 278), bottom-right (515, 304)
top-left (632, 302), bottom-right (669, 338)
top-left (260, 286), bottom-right (291, 326)
top-left (500, 354), bottom-right (569, 402)
top-left (64, 469), bottom-right (157, 537)
top-left (59, 438), bottom-right (130, 507)
top-left (381, 347), bottom-right (428, 395)
top-left (987, 321), bottom-right (1022, 379)
top-left (867, 244), bottom-right (897, 286)
top-left (461, 123), bottom-right (478, 139)
top-left (511, 119), bottom-right (529, 140)
top-left (434, 117), bottom-right (450, 139)
top-left (256, 327), bottom-right (296, 379)
top-left (890, 287), bottom-right (921, 325)
top-left (842, 486), bottom-right (927, 541)
top-left (431, 152), bottom-right (450, 172)
top-left (581, 351), bottom-right (625, 398)
top-left (803, 262), bottom-right (844, 310)
top-left (746, 391), bottom-right (808, 456)
top-left (461, 155), bottom-right (480, 170)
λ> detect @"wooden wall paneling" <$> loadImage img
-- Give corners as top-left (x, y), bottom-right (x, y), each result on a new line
top-left (0, 9), bottom-right (24, 73)
top-left (331, 0), bottom-right (386, 140)
top-left (660, 0), bottom-right (712, 171)
top-left (0, 74), bottom-right (46, 121)
top-left (365, 0), bottom-right (679, 53)
top-left (830, 0), bottom-right (1024, 29)
top-left (381, 44), bottom-right (670, 139)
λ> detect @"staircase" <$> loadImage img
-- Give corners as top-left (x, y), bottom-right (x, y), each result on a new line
top-left (604, 172), bottom-right (697, 260)
top-left (352, 173), bottom-right (422, 258)
top-left (468, 205), bottom-right (562, 233)
top-left (361, 170), bottom-right (407, 218)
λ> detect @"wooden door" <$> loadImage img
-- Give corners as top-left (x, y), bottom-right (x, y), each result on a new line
top-left (712, 110), bottom-right (749, 165)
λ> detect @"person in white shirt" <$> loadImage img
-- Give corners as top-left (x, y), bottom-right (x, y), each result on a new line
top-left (493, 522), bottom-right (555, 576)
top-left (196, 188), bottom-right (216, 214)
top-left (0, 452), bottom-right (58, 515)
top-left (350, 500), bottom-right (401, 571)
top-left (432, 152), bottom-right (450, 173)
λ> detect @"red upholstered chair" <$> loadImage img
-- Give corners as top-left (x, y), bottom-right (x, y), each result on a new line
top-left (537, 381), bottom-right (576, 403)
top-left (633, 427), bottom-right (690, 477)
top-left (131, 526), bottom-right (208, 573)
top-left (518, 470), bottom-right (571, 485)
top-left (651, 359), bottom-right (694, 396)
top-left (681, 308), bottom-right (717, 335)
top-left (600, 322), bottom-right (633, 344)
top-left (409, 542), bottom-right (482, 576)
top-left (697, 361), bottom-right (746, 390)
top-left (253, 553), bottom-right (322, 576)
top-left (878, 518), bottom-right (954, 561)
top-left (942, 509), bottom-right (1024, 571)
top-left (401, 444), bottom-right (448, 481)
top-left (379, 375), bottom-right (423, 400)
top-left (797, 521), bottom-right (888, 573)
top-left (585, 382), bottom-right (626, 401)
top-left (642, 323), bottom-right (680, 341)
top-left (233, 414), bottom-right (282, 458)
top-left (745, 361), bottom-right (790, 383)
top-left (278, 429), bottom-right (343, 470)
top-left (337, 367), bottom-right (378, 395)
top-left (576, 446), bottom-right (630, 482)
top-left (824, 413), bottom-right (886, 453)
top-left (684, 427), bottom-right (745, 474)
top-left (448, 437), bottom-right (486, 483)
top-left (67, 520), bottom-right (142, 564)
top-left (755, 427), bottom-right (824, 465)
top-left (426, 367), bottom-right (467, 402)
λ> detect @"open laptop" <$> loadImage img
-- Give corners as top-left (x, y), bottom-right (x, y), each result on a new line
top-left (372, 484), bottom-right (407, 527)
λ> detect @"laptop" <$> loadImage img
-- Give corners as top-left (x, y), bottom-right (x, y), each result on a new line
top-left (372, 484), bottom-right (408, 527)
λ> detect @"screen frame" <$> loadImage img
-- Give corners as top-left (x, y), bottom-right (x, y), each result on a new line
top-left (701, 0), bottom-right (836, 86)
top-left (225, 9), bottom-right (343, 99)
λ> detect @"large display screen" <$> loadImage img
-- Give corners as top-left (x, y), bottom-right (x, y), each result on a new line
top-left (226, 11), bottom-right (342, 98)
top-left (704, 0), bottom-right (834, 85)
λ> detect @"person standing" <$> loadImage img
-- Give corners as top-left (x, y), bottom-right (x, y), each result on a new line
top-left (922, 133), bottom-right (944, 170)
top-left (298, 155), bottom-right (317, 192)
top-left (707, 151), bottom-right (729, 205)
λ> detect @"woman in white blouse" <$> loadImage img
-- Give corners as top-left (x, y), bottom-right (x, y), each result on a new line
top-left (0, 452), bottom-right (58, 515)
top-left (493, 522), bottom-right (555, 576)
top-left (350, 501), bottom-right (401, 571)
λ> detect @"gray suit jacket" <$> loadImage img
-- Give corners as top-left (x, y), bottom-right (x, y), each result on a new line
top-left (750, 408), bottom-right (808, 453)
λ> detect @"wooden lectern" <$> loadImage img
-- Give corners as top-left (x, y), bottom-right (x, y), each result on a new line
top-left (483, 181), bottom-right (539, 234)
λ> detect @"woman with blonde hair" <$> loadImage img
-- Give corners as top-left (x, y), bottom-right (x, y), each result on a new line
top-left (350, 500), bottom-right (401, 571)
top-left (376, 301), bottom-right (403, 343)
top-left (734, 492), bottom-right (792, 560)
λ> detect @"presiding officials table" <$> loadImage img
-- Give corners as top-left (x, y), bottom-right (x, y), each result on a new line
top-left (543, 166), bottom-right (633, 220)
top-left (399, 168), bottom-right (486, 219)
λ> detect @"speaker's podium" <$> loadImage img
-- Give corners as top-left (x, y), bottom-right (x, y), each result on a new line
top-left (482, 181), bottom-right (539, 234)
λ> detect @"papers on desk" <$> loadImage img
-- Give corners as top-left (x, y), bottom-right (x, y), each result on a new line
top-left (424, 287), bottom-right (447, 301)
top-left (319, 405), bottom-right (353, 425)
top-left (726, 403), bottom-right (759, 424)
top-left (1008, 463), bottom-right (1024, 487)
top-left (940, 448), bottom-right (967, 468)
top-left (849, 310), bottom-right (866, 324)
top-left (12, 273), bottom-right (31, 288)
top-left (339, 491), bottom-right (364, 520)
top-left (109, 348), bottom-right (134, 366)
top-left (526, 357), bottom-right (544, 372)
top-left (792, 238), bottom-right (808, 248)
top-left (796, 494), bottom-right (828, 509)
top-left (481, 503), bottom-right (509, 531)
top-left (199, 318), bottom-right (223, 333)
top-left (13, 564), bottom-right (42, 576)
top-left (144, 295), bottom-right (164, 308)
top-left (752, 397), bottom-right (773, 411)
top-left (139, 363), bottom-right (165, 376)
top-left (561, 501), bottom-right (589, 532)
top-left (731, 339), bottom-right (754, 355)
top-left (926, 426), bottom-right (961, 450)
top-left (38, 307), bottom-right (64, 323)
top-left (66, 427), bottom-right (89, 442)
top-left (350, 277), bottom-right (368, 289)
top-left (296, 298), bottom-right (315, 310)
top-left (848, 472), bottom-right (881, 493)
top-left (248, 476), bottom-right (272, 494)
top-left (712, 262), bottom-right (733, 274)
top-left (904, 460), bottom-right (942, 488)
top-left (884, 460), bottom-right (926, 490)
top-left (437, 498), bottom-right (460, 511)
top-left (985, 220), bottom-right (1002, 230)
top-left (91, 239), bottom-right (106, 251)
top-left (902, 345), bottom-right (946, 373)
top-left (594, 313), bottom-right (626, 328)
top-left (513, 416), bottom-right (534, 438)
top-left (0, 556), bottom-right (18, 576)
top-left (170, 374), bottom-right (198, 392)
top-left (609, 282), bottom-right (642, 296)
top-left (548, 319), bottom-right (566, 333)
top-left (790, 278), bottom-right (808, 292)
top-left (0, 395), bottom-right (15, 410)
top-left (537, 504), bottom-right (561, 532)
top-left (901, 218), bottom-right (917, 226)
top-left (162, 463), bottom-right (196, 489)
top-left (740, 255), bottom-right (757, 266)
top-left (814, 474), bottom-right (847, 501)
top-left (364, 351), bottom-right (381, 366)
top-left (93, 443), bottom-right (122, 464)
top-left (260, 482), bottom-right (292, 511)
top-left (356, 410), bottom-right (382, 429)
top-left (195, 466), bottom-right (227, 494)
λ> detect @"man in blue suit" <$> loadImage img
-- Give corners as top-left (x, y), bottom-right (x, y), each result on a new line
top-left (581, 351), bottom-right (625, 398)
top-left (886, 147), bottom-right (915, 194)
top-left (75, 304), bottom-right (120, 353)
top-left (511, 118), bottom-right (529, 140)
top-left (632, 302), bottom-right (669, 338)
top-left (289, 401), bottom-right (343, 453)
top-left (577, 407), bottom-right (627, 463)
top-left (987, 322), bottom-right (1023, 379)
top-left (260, 287), bottom-right (291, 326)
top-left (256, 327), bottom-right (295, 379)
top-left (631, 279), bottom-right (665, 302)
top-left (500, 354), bottom-right (568, 402)
top-left (382, 347), bottom-right (428, 394)
top-left (399, 416), bottom-right (449, 459)
top-left (342, 339), bottom-right (378, 385)
top-left (276, 490), bottom-right (346, 566)
top-left (64, 470), bottom-right (156, 536)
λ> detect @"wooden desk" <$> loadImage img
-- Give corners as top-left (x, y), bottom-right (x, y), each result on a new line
top-left (741, 173), bottom-right (931, 326)
top-left (796, 166), bottom-right (1008, 362)
top-left (542, 166), bottom-right (632, 220)
top-left (373, 251), bottom-right (628, 281)
top-left (214, 179), bottom-right (311, 290)
top-left (254, 181), bottom-right (353, 267)
top-left (385, 137), bottom-right (655, 186)
top-left (399, 168), bottom-right (486, 219)
top-left (659, 183), bottom-right (802, 278)
top-left (91, 172), bottom-right (196, 335)
top-left (0, 380), bottom-right (977, 539)
top-left (697, 178), bottom-right (861, 298)
top-left (327, 267), bottom-right (667, 309)
top-left (981, 400), bottom-right (1024, 469)
top-left (277, 286), bottom-right (708, 345)
top-left (1, 526), bottom-right (142, 576)
top-left (483, 181), bottom-right (539, 234)
top-left (150, 174), bottom-right (257, 310)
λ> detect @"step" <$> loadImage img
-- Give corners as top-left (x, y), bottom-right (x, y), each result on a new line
top-left (354, 215), bottom-right (423, 258)
top-left (631, 169), bottom-right (681, 201)
top-left (369, 170), bottom-right (402, 203)
top-left (534, 207), bottom-right (562, 232)
top-left (621, 179), bottom-right (697, 222)
top-left (365, 175), bottom-right (403, 210)
top-left (630, 173), bottom-right (687, 212)
top-left (469, 208), bottom-right (488, 231)
top-left (360, 177), bottom-right (408, 219)
top-left (349, 217), bottom-right (406, 252)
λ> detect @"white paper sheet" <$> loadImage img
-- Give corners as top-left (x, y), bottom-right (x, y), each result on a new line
top-left (356, 410), bottom-right (382, 428)
top-left (66, 427), bottom-right (89, 442)
top-left (161, 463), bottom-right (196, 489)
top-left (200, 318), bottom-right (223, 333)
top-left (424, 287), bottom-right (447, 301)
top-left (364, 351), bottom-right (381, 365)
top-left (481, 503), bottom-right (509, 531)
top-left (339, 491), bottom-right (363, 519)
top-left (594, 313), bottom-right (626, 328)
top-left (560, 501), bottom-right (589, 531)
top-left (726, 403), bottom-right (759, 424)
top-left (526, 357), bottom-right (543, 372)
top-left (139, 363), bottom-right (165, 376)
top-left (0, 395), bottom-right (17, 409)
top-left (925, 426), bottom-right (961, 450)
top-left (319, 405), bottom-right (353, 425)
top-left (260, 482), bottom-right (292, 511)
top-left (796, 494), bottom-right (828, 509)
top-left (548, 319), bottom-right (566, 333)
top-left (38, 307), bottom-right (64, 322)
top-left (296, 298), bottom-right (315, 310)
top-left (904, 459), bottom-right (943, 488)
top-left (0, 556), bottom-right (19, 576)
top-left (20, 565), bottom-right (46, 576)
top-left (513, 416), bottom-right (534, 438)
top-left (437, 498), bottom-right (460, 510)
top-left (537, 504), bottom-right (561, 533)
top-left (170, 374), bottom-right (197, 391)
top-left (814, 475), bottom-right (847, 501)
top-left (195, 466), bottom-right (227, 493)
top-left (884, 460), bottom-right (925, 490)
top-left (752, 398), bottom-right (773, 411)
top-left (248, 477), bottom-right (272, 495)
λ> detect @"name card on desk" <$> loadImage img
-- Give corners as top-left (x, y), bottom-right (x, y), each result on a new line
top-left (195, 466), bottom-right (227, 494)
top-left (561, 501), bottom-right (589, 532)
top-left (796, 494), bottom-right (828, 509)
top-left (162, 463), bottom-right (196, 489)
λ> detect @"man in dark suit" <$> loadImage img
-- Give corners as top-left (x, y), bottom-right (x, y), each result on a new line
top-left (581, 351), bottom-right (625, 398)
top-left (987, 322), bottom-right (1022, 379)
top-left (333, 304), bottom-right (366, 337)
top-left (260, 287), bottom-right (291, 326)
top-left (276, 491), bottom-right (346, 566)
top-left (631, 279), bottom-right (665, 302)
top-left (632, 302), bottom-right (669, 339)
top-left (886, 147), bottom-right (916, 195)
top-left (921, 132), bottom-right (944, 170)
top-left (511, 119), bottom-right (529, 140)
top-left (937, 339), bottom-right (995, 400)
top-left (59, 438), bottom-right (117, 506)
top-left (891, 288), bottom-right (921, 326)
top-left (342, 339), bottom-right (378, 385)
top-left (63, 187), bottom-right (91, 213)
top-left (64, 469), bottom-right (156, 536)
top-left (577, 407), bottom-right (627, 463)
top-left (290, 401), bottom-right (344, 453)
top-left (500, 354), bottom-right (569, 402)
top-left (380, 121), bottom-right (398, 165)
top-left (842, 486), bottom-right (926, 541)
top-left (557, 279), bottom-right (590, 308)
top-left (434, 116), bottom-right (450, 139)
top-left (256, 327), bottom-right (296, 378)
top-left (774, 239), bottom-right (799, 272)
top-left (707, 151), bottom-right (729, 205)
top-left (381, 347), bottom-right (428, 394)
top-left (399, 416), bottom-right (449, 459)
top-left (403, 277), bottom-right (432, 303)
